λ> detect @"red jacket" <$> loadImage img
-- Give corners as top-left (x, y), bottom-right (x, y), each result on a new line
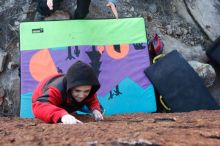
top-left (32, 61), bottom-right (101, 123)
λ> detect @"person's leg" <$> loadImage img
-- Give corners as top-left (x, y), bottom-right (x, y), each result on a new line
top-left (74, 0), bottom-right (91, 19)
top-left (35, 0), bottom-right (63, 20)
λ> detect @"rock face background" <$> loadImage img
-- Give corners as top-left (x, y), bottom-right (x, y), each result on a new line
top-left (0, 0), bottom-right (220, 116)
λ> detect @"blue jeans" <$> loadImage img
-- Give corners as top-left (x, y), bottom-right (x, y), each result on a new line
top-left (78, 105), bottom-right (105, 114)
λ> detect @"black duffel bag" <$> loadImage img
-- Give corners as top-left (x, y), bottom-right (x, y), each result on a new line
top-left (144, 50), bottom-right (220, 112)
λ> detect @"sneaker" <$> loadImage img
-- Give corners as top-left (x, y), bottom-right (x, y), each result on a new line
top-left (34, 12), bottom-right (45, 21)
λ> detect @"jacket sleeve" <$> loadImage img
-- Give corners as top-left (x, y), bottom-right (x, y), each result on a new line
top-left (85, 94), bottom-right (101, 112)
top-left (108, 0), bottom-right (118, 5)
top-left (32, 86), bottom-right (68, 123)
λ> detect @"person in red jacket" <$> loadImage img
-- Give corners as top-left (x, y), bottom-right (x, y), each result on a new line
top-left (32, 61), bottom-right (103, 124)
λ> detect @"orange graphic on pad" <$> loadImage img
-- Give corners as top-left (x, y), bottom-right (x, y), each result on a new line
top-left (98, 44), bottom-right (129, 59)
top-left (29, 49), bottom-right (58, 81)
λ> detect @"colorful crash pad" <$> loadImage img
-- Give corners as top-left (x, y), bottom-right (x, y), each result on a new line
top-left (20, 18), bottom-right (156, 118)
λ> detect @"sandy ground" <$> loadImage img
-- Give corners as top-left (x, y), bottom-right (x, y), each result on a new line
top-left (0, 110), bottom-right (219, 146)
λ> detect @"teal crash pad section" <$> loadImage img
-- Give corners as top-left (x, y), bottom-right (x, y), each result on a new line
top-left (20, 93), bottom-right (34, 118)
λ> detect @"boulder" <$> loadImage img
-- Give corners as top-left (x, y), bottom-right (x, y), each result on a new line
top-left (162, 35), bottom-right (208, 63)
top-left (184, 0), bottom-right (220, 41)
top-left (188, 61), bottom-right (216, 87)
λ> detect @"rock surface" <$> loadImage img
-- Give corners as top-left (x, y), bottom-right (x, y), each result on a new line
top-left (188, 60), bottom-right (216, 87)
top-left (0, 110), bottom-right (219, 146)
top-left (0, 50), bottom-right (7, 73)
top-left (162, 35), bottom-right (208, 63)
top-left (184, 0), bottom-right (220, 42)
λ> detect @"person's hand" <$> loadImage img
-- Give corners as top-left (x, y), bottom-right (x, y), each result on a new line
top-left (61, 114), bottom-right (83, 124)
top-left (47, 0), bottom-right (53, 10)
top-left (106, 2), bottom-right (118, 19)
top-left (92, 109), bottom-right (104, 121)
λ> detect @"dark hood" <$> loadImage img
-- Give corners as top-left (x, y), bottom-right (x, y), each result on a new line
top-left (65, 61), bottom-right (100, 97)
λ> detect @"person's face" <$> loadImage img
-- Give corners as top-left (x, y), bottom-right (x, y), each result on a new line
top-left (71, 85), bottom-right (92, 102)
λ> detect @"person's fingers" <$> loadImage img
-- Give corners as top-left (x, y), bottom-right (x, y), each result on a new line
top-left (66, 117), bottom-right (72, 124)
top-left (95, 112), bottom-right (103, 121)
top-left (62, 119), bottom-right (69, 124)
top-left (47, 0), bottom-right (53, 10)
top-left (61, 114), bottom-right (78, 124)
top-left (106, 2), bottom-right (118, 19)
top-left (47, 4), bottom-right (52, 10)
top-left (92, 110), bottom-right (103, 121)
top-left (97, 113), bottom-right (101, 119)
top-left (76, 119), bottom-right (83, 124)
top-left (111, 5), bottom-right (118, 19)
top-left (96, 116), bottom-right (101, 121)
top-left (99, 114), bottom-right (104, 120)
